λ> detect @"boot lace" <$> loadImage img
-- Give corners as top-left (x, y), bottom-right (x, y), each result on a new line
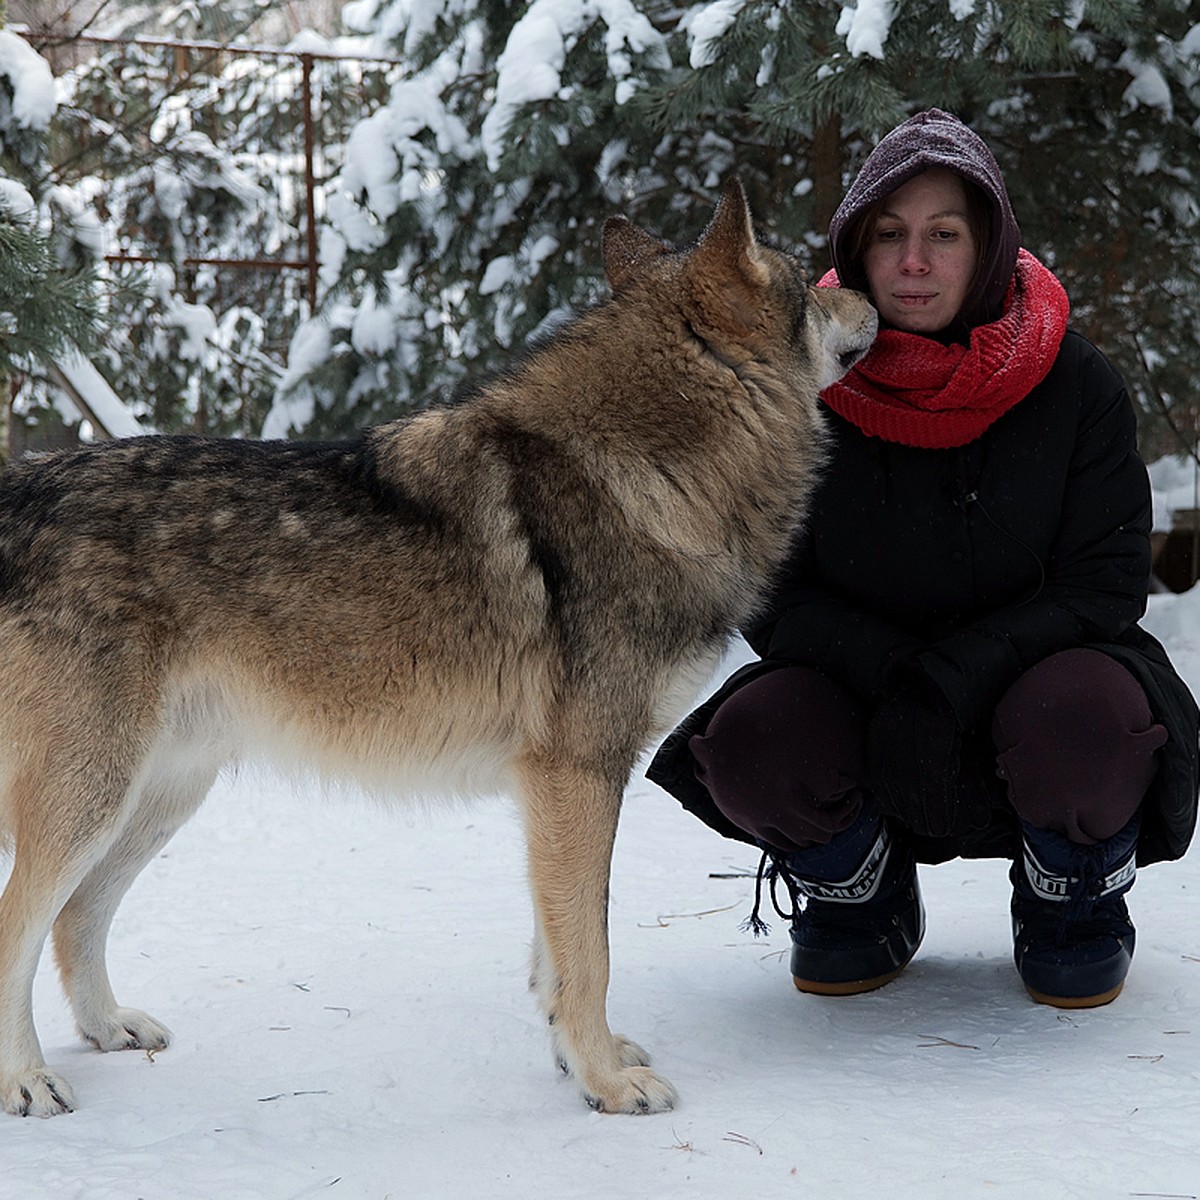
top-left (1020, 841), bottom-right (1133, 949)
top-left (742, 850), bottom-right (800, 938)
top-left (742, 848), bottom-right (912, 939)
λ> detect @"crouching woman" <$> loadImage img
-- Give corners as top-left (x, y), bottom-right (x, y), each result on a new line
top-left (650, 109), bottom-right (1199, 1008)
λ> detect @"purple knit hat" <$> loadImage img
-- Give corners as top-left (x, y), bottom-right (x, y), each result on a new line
top-left (829, 109), bottom-right (1021, 328)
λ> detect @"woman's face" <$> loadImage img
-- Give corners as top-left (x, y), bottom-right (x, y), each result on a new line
top-left (862, 168), bottom-right (978, 334)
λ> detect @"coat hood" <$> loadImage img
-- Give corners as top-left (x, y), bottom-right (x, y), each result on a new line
top-left (829, 109), bottom-right (1021, 329)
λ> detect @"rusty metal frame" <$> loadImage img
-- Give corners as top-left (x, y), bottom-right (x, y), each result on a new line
top-left (28, 31), bottom-right (403, 315)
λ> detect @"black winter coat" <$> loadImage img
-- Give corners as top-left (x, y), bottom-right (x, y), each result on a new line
top-left (649, 331), bottom-right (1199, 866)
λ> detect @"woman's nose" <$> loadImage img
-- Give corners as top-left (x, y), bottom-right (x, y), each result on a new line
top-left (899, 243), bottom-right (930, 273)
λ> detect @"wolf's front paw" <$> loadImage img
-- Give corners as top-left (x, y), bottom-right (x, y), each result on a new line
top-left (2, 1069), bottom-right (77, 1117)
top-left (582, 1064), bottom-right (678, 1114)
top-left (79, 1006), bottom-right (172, 1053)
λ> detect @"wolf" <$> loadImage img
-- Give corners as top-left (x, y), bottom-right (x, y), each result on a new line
top-left (0, 179), bottom-right (876, 1118)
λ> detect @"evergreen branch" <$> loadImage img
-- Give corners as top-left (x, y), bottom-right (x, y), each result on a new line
top-left (0, 211), bottom-right (100, 372)
top-left (1133, 332), bottom-right (1200, 467)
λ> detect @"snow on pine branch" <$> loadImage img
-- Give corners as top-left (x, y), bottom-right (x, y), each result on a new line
top-left (326, 0), bottom-right (671, 268)
top-left (0, 30), bottom-right (57, 134)
top-left (836, 0), bottom-right (897, 60)
top-left (481, 0), bottom-right (669, 170)
top-left (687, 0), bottom-right (749, 70)
top-left (1117, 49), bottom-right (1174, 119)
top-left (343, 0), bottom-right (476, 59)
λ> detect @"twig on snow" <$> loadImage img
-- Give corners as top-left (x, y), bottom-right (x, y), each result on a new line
top-left (664, 1126), bottom-right (704, 1154)
top-left (638, 902), bottom-right (740, 928)
top-left (723, 1130), bottom-right (764, 1154)
top-left (917, 1034), bottom-right (979, 1050)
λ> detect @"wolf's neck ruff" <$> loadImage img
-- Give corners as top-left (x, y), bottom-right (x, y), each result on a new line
top-left (818, 250), bottom-right (1069, 449)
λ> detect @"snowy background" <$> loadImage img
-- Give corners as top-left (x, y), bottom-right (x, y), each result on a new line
top-left (1, 585), bottom-right (1198, 1198)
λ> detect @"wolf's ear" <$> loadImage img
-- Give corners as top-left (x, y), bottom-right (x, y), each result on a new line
top-left (683, 177), bottom-right (770, 340)
top-left (698, 178), bottom-right (760, 259)
top-left (602, 217), bottom-right (672, 293)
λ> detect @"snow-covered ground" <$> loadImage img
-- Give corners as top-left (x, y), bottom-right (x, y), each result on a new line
top-left (3, 594), bottom-right (1200, 1199)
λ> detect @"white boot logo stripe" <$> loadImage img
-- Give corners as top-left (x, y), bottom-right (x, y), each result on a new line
top-left (1023, 845), bottom-right (1136, 903)
top-left (796, 828), bottom-right (891, 904)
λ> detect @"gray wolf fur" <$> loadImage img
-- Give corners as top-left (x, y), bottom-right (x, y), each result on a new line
top-left (0, 180), bottom-right (876, 1117)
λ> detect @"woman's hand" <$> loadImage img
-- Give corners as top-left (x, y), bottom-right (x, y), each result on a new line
top-left (867, 672), bottom-right (968, 838)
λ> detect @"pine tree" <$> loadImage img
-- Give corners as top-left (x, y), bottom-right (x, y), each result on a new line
top-left (268, 0), bottom-right (684, 435)
top-left (0, 202), bottom-right (99, 371)
top-left (44, 22), bottom-right (382, 436)
top-left (0, 24), bottom-right (101, 453)
top-left (276, 0), bottom-right (1200, 463)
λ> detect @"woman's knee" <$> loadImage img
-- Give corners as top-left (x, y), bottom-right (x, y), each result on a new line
top-left (689, 666), bottom-right (866, 851)
top-left (992, 649), bottom-right (1166, 842)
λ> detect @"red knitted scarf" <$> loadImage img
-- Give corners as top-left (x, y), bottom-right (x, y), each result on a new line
top-left (818, 249), bottom-right (1070, 449)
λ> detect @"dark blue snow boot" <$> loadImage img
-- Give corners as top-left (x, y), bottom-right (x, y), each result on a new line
top-left (768, 808), bottom-right (925, 996)
top-left (1011, 815), bottom-right (1140, 1008)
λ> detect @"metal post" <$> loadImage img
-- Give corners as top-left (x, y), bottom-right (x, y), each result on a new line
top-left (1191, 442), bottom-right (1199, 588)
top-left (301, 53), bottom-right (319, 317)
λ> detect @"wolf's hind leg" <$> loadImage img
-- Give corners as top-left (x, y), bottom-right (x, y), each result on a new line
top-left (52, 756), bottom-right (220, 1053)
top-left (517, 751), bottom-right (677, 1115)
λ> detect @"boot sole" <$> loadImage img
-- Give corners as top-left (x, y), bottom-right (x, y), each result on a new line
top-left (790, 888), bottom-right (926, 997)
top-left (1024, 980), bottom-right (1126, 1009)
top-left (792, 959), bottom-right (913, 997)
